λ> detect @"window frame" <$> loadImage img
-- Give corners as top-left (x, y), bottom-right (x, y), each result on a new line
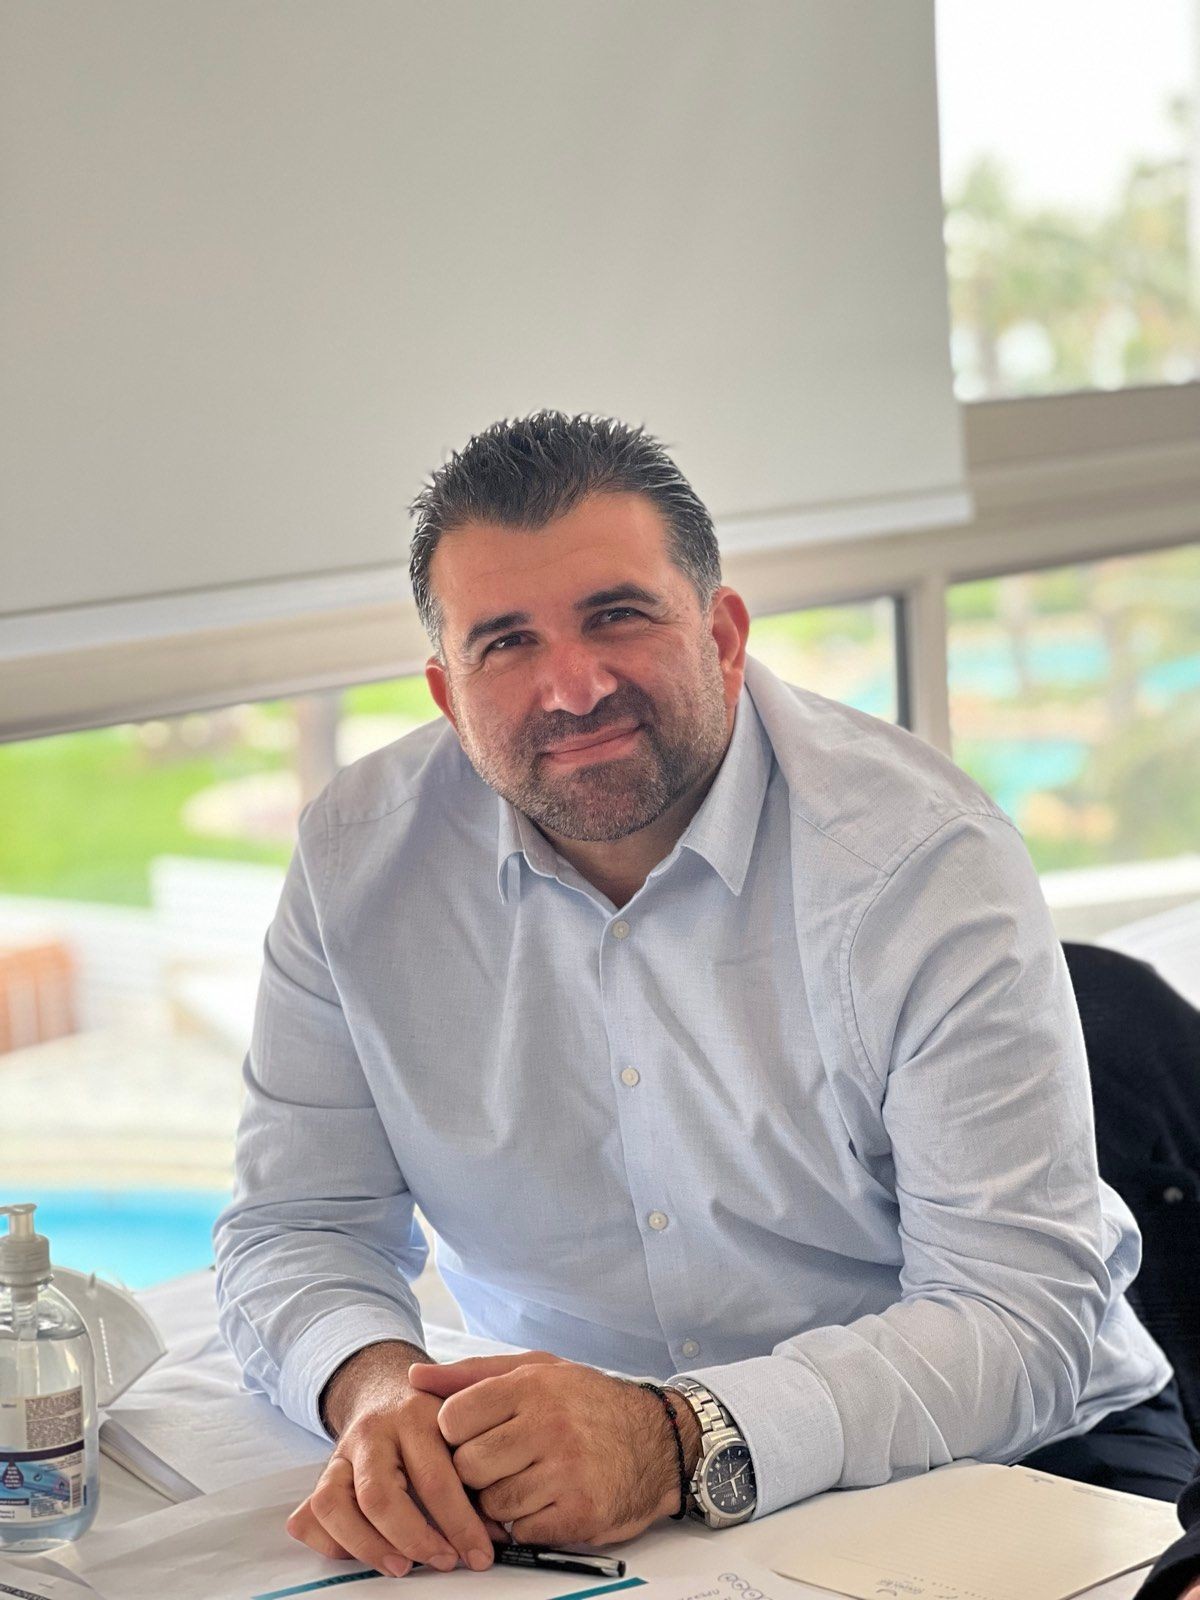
top-left (4, 384), bottom-right (1199, 750)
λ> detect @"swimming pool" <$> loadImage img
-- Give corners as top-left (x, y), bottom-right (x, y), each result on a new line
top-left (28, 1189), bottom-right (232, 1290)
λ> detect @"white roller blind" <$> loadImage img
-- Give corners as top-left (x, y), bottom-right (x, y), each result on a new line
top-left (0, 0), bottom-right (968, 736)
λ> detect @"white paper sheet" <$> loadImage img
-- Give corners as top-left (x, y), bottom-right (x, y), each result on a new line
top-left (628, 1560), bottom-right (802, 1599)
top-left (0, 1556), bottom-right (95, 1598)
top-left (60, 1464), bottom-right (637, 1600)
top-left (758, 1462), bottom-right (1182, 1600)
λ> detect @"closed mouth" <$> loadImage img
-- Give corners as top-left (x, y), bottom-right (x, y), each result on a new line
top-left (542, 723), bottom-right (643, 758)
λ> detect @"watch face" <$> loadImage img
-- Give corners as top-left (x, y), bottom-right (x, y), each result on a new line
top-left (704, 1442), bottom-right (756, 1515)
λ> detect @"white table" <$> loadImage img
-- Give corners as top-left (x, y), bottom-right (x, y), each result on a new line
top-left (70, 1269), bottom-right (1157, 1598)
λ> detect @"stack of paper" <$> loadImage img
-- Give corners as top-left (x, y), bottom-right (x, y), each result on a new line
top-left (100, 1394), bottom-right (328, 1502)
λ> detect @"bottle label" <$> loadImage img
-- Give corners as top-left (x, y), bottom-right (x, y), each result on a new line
top-left (0, 1389), bottom-right (85, 1524)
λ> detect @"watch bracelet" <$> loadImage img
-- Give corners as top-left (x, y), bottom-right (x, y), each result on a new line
top-left (669, 1376), bottom-right (754, 1522)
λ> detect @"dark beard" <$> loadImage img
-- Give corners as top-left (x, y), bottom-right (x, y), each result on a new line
top-left (458, 675), bottom-right (729, 843)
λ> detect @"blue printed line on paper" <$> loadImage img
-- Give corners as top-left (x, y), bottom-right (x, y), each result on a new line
top-left (550, 1579), bottom-right (646, 1600)
top-left (252, 1565), bottom-right (645, 1600)
top-left (252, 1571), bottom-right (386, 1600)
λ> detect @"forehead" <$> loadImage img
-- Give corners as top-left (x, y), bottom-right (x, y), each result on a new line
top-left (428, 491), bottom-right (683, 626)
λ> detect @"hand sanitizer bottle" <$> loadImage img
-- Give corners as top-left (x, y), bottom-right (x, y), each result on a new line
top-left (0, 1204), bottom-right (99, 1551)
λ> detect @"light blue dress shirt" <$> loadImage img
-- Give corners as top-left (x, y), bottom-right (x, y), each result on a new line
top-left (214, 656), bottom-right (1170, 1518)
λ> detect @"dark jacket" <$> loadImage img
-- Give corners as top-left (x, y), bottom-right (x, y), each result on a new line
top-left (1063, 943), bottom-right (1200, 1443)
top-left (1136, 1468), bottom-right (1200, 1600)
top-left (1063, 943), bottom-right (1200, 1600)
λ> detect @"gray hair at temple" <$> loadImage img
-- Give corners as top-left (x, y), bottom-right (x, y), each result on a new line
top-left (407, 410), bottom-right (722, 657)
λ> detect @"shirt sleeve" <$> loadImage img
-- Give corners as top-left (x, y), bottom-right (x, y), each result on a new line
top-left (213, 794), bottom-right (428, 1440)
top-left (677, 810), bottom-right (1114, 1518)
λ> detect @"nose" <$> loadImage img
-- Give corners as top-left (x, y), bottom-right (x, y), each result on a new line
top-left (536, 638), bottom-right (619, 719)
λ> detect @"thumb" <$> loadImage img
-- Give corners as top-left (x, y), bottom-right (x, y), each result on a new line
top-left (408, 1351), bottom-right (559, 1397)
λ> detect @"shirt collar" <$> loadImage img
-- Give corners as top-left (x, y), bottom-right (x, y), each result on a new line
top-left (672, 686), bottom-right (772, 896)
top-left (495, 685), bottom-right (772, 903)
top-left (496, 797), bottom-right (559, 901)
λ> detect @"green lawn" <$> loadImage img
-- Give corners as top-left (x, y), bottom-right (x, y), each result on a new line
top-left (0, 727), bottom-right (290, 907)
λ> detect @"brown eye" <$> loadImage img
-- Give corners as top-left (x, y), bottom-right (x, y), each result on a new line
top-left (486, 633), bottom-right (527, 655)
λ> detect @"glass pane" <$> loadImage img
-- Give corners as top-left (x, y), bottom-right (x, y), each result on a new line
top-left (749, 598), bottom-right (900, 723)
top-left (947, 543), bottom-right (1200, 871)
top-left (0, 615), bottom-right (900, 1289)
top-left (937, 0), bottom-right (1200, 399)
top-left (0, 678), bottom-right (439, 1288)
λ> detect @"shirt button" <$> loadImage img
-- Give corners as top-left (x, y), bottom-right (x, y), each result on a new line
top-left (1163, 1186), bottom-right (1185, 1204)
top-left (620, 1067), bottom-right (641, 1087)
top-left (647, 1211), bottom-right (669, 1231)
top-left (681, 1338), bottom-right (700, 1358)
top-left (611, 919), bottom-right (631, 940)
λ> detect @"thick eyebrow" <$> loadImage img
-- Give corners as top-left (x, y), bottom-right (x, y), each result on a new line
top-left (461, 609), bottom-right (530, 655)
top-left (575, 584), bottom-right (665, 613)
top-left (459, 584), bottom-right (666, 656)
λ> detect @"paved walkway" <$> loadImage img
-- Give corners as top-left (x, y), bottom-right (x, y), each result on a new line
top-left (1, 1023), bottom-right (244, 1190)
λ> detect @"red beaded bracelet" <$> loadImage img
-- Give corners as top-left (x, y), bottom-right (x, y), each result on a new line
top-left (638, 1380), bottom-right (690, 1520)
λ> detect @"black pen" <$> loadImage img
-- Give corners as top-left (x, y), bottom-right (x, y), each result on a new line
top-left (492, 1541), bottom-right (626, 1579)
top-left (400, 1542), bottom-right (627, 1579)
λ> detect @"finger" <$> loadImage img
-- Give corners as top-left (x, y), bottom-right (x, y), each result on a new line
top-left (453, 1420), bottom-right (538, 1491)
top-left (408, 1351), bottom-right (557, 1398)
top-left (302, 1458), bottom-right (421, 1578)
top-left (511, 1502), bottom-right (576, 1546)
top-left (284, 1497), bottom-right (353, 1561)
top-left (478, 1463), bottom-right (558, 1526)
top-left (402, 1430), bottom-right (498, 1572)
top-left (437, 1373), bottom-right (524, 1447)
top-left (347, 1441), bottom-right (460, 1572)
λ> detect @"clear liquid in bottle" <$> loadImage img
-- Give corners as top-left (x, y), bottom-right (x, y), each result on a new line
top-left (0, 1205), bottom-right (99, 1552)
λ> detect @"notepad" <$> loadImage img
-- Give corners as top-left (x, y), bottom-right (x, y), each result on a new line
top-left (759, 1461), bottom-right (1182, 1600)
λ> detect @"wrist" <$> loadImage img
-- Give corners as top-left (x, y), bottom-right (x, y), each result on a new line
top-left (319, 1338), bottom-right (430, 1438)
top-left (665, 1388), bottom-right (703, 1479)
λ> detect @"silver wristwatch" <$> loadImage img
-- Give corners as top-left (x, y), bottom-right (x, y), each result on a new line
top-left (670, 1376), bottom-right (757, 1528)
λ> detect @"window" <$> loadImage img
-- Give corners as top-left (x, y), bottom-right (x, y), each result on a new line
top-left (937, 0), bottom-right (1200, 399)
top-left (748, 599), bottom-right (900, 723)
top-left (0, 684), bottom-right (438, 1288)
top-left (947, 542), bottom-right (1200, 873)
top-left (1, 608), bottom-right (897, 1287)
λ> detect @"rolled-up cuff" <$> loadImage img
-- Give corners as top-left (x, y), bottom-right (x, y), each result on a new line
top-left (278, 1303), bottom-right (427, 1441)
top-left (675, 1352), bottom-right (845, 1519)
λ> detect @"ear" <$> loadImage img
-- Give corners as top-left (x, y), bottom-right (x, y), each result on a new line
top-left (708, 587), bottom-right (751, 713)
top-left (425, 655), bottom-right (460, 735)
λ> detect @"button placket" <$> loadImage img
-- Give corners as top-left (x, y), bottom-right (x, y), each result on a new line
top-left (597, 896), bottom-right (699, 1366)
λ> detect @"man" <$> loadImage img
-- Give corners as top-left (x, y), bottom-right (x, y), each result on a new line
top-left (215, 411), bottom-right (1193, 1581)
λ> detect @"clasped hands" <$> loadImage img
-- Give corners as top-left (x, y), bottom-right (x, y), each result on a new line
top-left (287, 1351), bottom-right (689, 1578)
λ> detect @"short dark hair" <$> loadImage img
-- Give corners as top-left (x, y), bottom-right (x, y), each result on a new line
top-left (408, 410), bottom-right (721, 653)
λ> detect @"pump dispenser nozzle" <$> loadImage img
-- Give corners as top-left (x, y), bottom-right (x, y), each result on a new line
top-left (0, 1202), bottom-right (53, 1290)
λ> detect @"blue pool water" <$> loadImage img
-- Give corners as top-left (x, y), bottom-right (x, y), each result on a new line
top-left (29, 1189), bottom-right (231, 1289)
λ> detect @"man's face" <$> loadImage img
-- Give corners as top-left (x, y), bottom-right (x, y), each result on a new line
top-left (424, 492), bottom-right (745, 843)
